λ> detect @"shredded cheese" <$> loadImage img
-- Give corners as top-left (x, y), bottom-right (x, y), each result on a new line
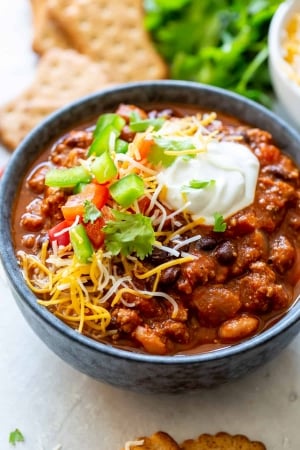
top-left (125, 440), bottom-right (144, 450)
top-left (282, 13), bottom-right (300, 85)
top-left (18, 110), bottom-right (225, 346)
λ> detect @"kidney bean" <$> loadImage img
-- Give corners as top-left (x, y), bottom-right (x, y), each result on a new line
top-left (192, 285), bottom-right (241, 326)
top-left (218, 314), bottom-right (259, 341)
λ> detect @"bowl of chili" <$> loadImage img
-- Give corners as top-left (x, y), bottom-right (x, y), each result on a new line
top-left (1, 80), bottom-right (300, 393)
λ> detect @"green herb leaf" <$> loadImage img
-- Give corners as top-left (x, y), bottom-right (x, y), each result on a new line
top-left (213, 212), bottom-right (227, 232)
top-left (83, 200), bottom-right (101, 224)
top-left (9, 429), bottom-right (24, 446)
top-left (129, 117), bottom-right (165, 132)
top-left (182, 179), bottom-right (216, 190)
top-left (147, 137), bottom-right (196, 167)
top-left (144, 0), bottom-right (282, 106)
top-left (103, 211), bottom-right (155, 259)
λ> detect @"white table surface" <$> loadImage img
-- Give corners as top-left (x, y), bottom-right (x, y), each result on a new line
top-left (1, 2), bottom-right (300, 449)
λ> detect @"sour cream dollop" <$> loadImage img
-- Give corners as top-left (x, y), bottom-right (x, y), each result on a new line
top-left (157, 140), bottom-right (259, 225)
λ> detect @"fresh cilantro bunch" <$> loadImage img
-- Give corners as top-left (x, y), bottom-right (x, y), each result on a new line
top-left (103, 210), bottom-right (155, 259)
top-left (144, 0), bottom-right (283, 107)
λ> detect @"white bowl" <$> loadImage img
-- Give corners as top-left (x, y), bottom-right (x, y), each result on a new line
top-left (269, 0), bottom-right (300, 129)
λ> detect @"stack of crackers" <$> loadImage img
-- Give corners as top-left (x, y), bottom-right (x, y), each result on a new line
top-left (122, 431), bottom-right (267, 450)
top-left (0, 0), bottom-right (167, 151)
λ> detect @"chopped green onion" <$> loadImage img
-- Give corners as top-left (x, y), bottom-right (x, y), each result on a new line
top-left (109, 173), bottom-right (144, 207)
top-left (69, 223), bottom-right (94, 263)
top-left (45, 166), bottom-right (91, 188)
top-left (91, 152), bottom-right (117, 183)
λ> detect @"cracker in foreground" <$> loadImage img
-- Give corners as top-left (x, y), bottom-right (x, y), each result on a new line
top-left (180, 432), bottom-right (267, 450)
top-left (30, 0), bottom-right (71, 54)
top-left (0, 48), bottom-right (109, 150)
top-left (123, 431), bottom-right (180, 450)
top-left (48, 0), bottom-right (168, 82)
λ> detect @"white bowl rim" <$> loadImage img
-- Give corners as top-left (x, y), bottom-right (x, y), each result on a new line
top-left (268, 0), bottom-right (300, 95)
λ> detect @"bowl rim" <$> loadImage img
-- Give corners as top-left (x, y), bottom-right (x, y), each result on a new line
top-left (268, 0), bottom-right (300, 94)
top-left (1, 79), bottom-right (300, 365)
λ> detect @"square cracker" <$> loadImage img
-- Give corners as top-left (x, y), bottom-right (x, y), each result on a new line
top-left (47, 0), bottom-right (168, 82)
top-left (122, 431), bottom-right (181, 450)
top-left (0, 48), bottom-right (110, 150)
top-left (180, 432), bottom-right (267, 450)
top-left (30, 0), bottom-right (71, 54)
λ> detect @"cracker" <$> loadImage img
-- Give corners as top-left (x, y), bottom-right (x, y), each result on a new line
top-left (0, 48), bottom-right (110, 150)
top-left (123, 431), bottom-right (180, 450)
top-left (30, 0), bottom-right (71, 54)
top-left (47, 0), bottom-right (168, 82)
top-left (180, 432), bottom-right (267, 450)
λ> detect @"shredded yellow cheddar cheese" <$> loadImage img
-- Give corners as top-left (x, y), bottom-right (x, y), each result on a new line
top-left (18, 111), bottom-right (220, 339)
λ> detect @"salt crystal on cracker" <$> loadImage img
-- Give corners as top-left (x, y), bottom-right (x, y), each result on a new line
top-left (47, 0), bottom-right (168, 82)
top-left (31, 0), bottom-right (71, 54)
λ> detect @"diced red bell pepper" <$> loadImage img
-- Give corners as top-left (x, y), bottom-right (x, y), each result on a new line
top-left (48, 220), bottom-right (73, 247)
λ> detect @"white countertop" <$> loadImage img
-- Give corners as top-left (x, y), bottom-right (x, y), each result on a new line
top-left (1, 2), bottom-right (300, 449)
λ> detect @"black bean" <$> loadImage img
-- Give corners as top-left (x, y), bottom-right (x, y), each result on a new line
top-left (147, 247), bottom-right (172, 264)
top-left (214, 241), bottom-right (237, 265)
top-left (159, 267), bottom-right (181, 286)
top-left (195, 236), bottom-right (218, 251)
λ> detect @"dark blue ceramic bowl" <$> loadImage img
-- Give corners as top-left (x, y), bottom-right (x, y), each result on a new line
top-left (1, 81), bottom-right (300, 393)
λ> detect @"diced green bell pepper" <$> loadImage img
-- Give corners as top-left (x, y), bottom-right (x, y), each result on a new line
top-left (45, 166), bottom-right (91, 188)
top-left (109, 173), bottom-right (144, 207)
top-left (115, 138), bottom-right (129, 154)
top-left (69, 223), bottom-right (94, 263)
top-left (73, 182), bottom-right (89, 194)
top-left (88, 113), bottom-right (126, 157)
top-left (129, 117), bottom-right (165, 132)
top-left (88, 125), bottom-right (119, 156)
top-left (91, 152), bottom-right (117, 183)
top-left (93, 113), bottom-right (125, 138)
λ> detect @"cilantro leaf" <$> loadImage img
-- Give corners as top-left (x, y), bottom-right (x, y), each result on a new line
top-left (144, 0), bottom-right (281, 107)
top-left (213, 212), bottom-right (227, 232)
top-left (83, 200), bottom-right (101, 224)
top-left (181, 179), bottom-right (216, 190)
top-left (103, 211), bottom-right (155, 259)
top-left (147, 137), bottom-right (196, 167)
top-left (9, 429), bottom-right (24, 446)
top-left (130, 117), bottom-right (165, 132)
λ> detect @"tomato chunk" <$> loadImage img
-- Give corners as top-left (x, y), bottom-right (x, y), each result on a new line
top-left (48, 219), bottom-right (73, 246)
top-left (62, 183), bottom-right (109, 221)
top-left (85, 216), bottom-right (106, 249)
